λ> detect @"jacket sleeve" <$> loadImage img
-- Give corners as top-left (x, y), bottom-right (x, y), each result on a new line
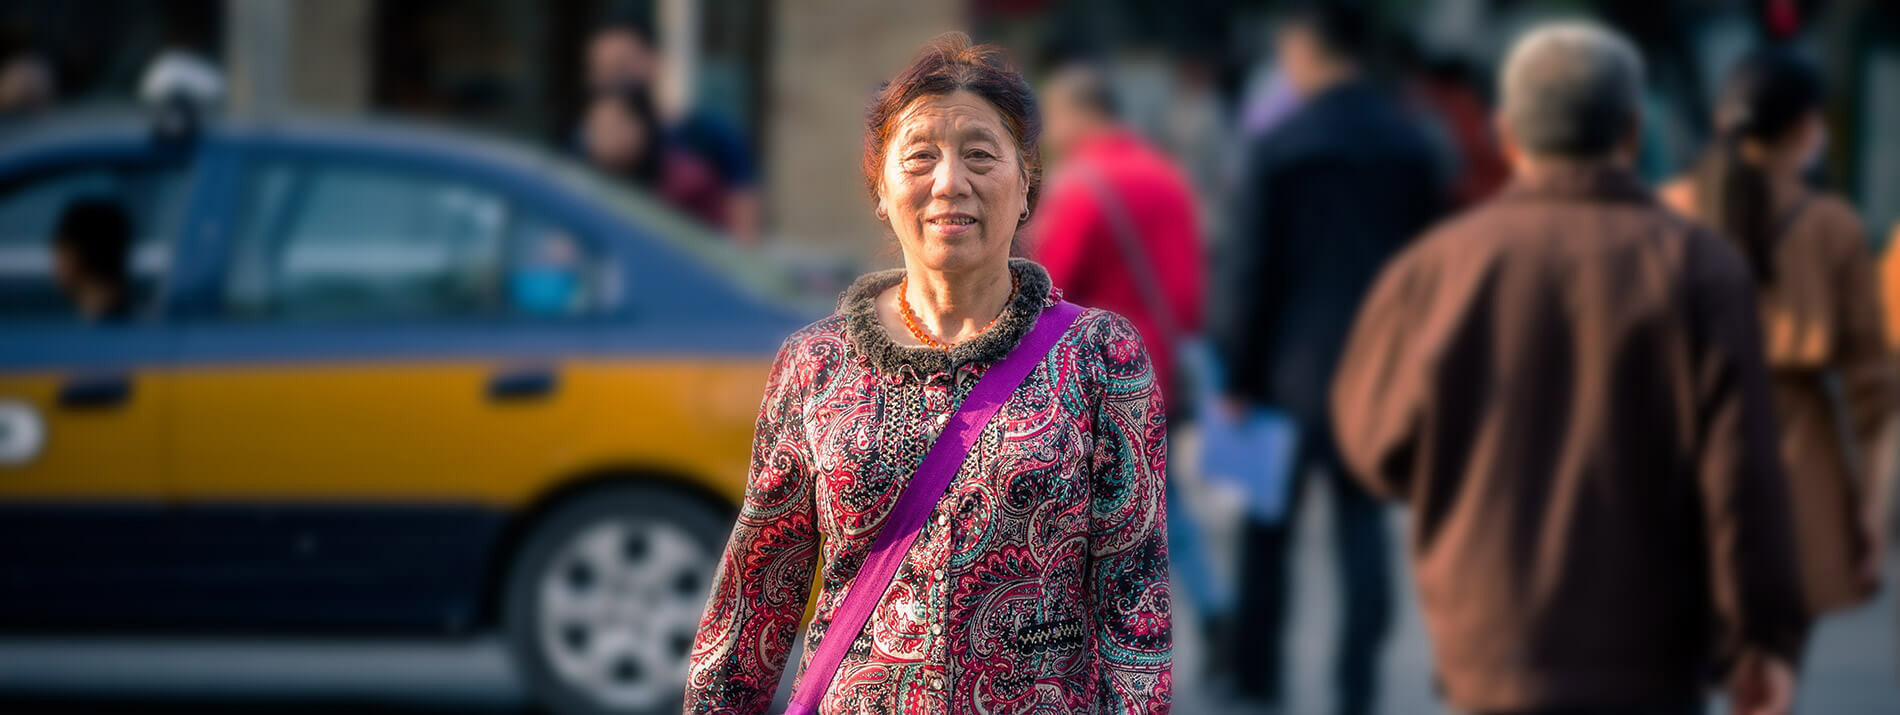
top-left (1330, 250), bottom-right (1432, 500)
top-left (684, 337), bottom-right (822, 714)
top-left (1685, 235), bottom-right (1810, 666)
top-left (1085, 313), bottom-right (1173, 714)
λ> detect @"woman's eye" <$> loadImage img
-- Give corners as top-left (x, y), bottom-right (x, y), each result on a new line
top-left (967, 150), bottom-right (995, 160)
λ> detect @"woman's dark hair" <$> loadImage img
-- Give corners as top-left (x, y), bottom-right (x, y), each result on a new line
top-left (863, 32), bottom-right (1041, 224)
top-left (594, 82), bottom-right (666, 186)
top-left (1691, 48), bottom-right (1825, 284)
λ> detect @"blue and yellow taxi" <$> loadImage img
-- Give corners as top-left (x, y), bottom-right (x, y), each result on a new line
top-left (0, 109), bottom-right (811, 715)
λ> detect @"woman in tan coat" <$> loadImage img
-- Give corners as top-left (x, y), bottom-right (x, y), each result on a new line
top-left (1662, 49), bottom-right (1899, 617)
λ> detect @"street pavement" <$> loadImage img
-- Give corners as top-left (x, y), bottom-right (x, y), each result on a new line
top-left (1168, 475), bottom-right (1900, 714)
top-left (1, 478), bottom-right (1895, 714)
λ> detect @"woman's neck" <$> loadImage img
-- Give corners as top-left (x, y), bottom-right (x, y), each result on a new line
top-left (1763, 154), bottom-right (1809, 187)
top-left (888, 260), bottom-right (1015, 347)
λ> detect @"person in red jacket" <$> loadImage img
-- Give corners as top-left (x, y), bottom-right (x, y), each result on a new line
top-left (1029, 60), bottom-right (1225, 682)
top-left (1031, 64), bottom-right (1205, 399)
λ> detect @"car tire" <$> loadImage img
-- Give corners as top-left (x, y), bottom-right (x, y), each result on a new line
top-left (503, 485), bottom-right (729, 715)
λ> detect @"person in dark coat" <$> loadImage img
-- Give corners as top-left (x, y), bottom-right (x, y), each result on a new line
top-left (1213, 4), bottom-right (1444, 713)
top-left (1331, 22), bottom-right (1807, 715)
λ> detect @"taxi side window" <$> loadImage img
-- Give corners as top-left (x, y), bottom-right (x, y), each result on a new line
top-left (504, 210), bottom-right (614, 319)
top-left (225, 163), bottom-right (512, 321)
top-left (0, 164), bottom-right (186, 322)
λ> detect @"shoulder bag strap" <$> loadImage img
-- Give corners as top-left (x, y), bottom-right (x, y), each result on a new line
top-left (1073, 163), bottom-right (1182, 347)
top-left (782, 299), bottom-right (1086, 715)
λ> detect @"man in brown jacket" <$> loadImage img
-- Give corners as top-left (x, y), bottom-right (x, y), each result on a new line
top-left (1330, 23), bottom-right (1808, 715)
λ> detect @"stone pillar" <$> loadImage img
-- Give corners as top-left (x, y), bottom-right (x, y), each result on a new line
top-left (224, 0), bottom-right (370, 116)
top-left (762, 0), bottom-right (962, 262)
top-left (289, 0), bottom-right (372, 112)
top-left (659, 0), bottom-right (702, 120)
top-left (223, 0), bottom-right (291, 116)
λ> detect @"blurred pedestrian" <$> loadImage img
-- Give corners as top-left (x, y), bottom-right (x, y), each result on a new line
top-left (583, 21), bottom-right (761, 243)
top-left (1660, 48), bottom-right (1900, 618)
top-left (1213, 3), bottom-right (1445, 713)
top-left (586, 21), bottom-right (658, 95)
top-left (1031, 60), bottom-right (1223, 680)
top-left (582, 83), bottom-right (731, 231)
top-left (1157, 51), bottom-right (1239, 241)
top-left (1403, 53), bottom-right (1509, 207)
top-left (1236, 65), bottom-right (1301, 142)
top-left (1332, 22), bottom-right (1808, 715)
top-left (1884, 222), bottom-right (1900, 350)
top-left (684, 33), bottom-right (1170, 715)
top-left (0, 51), bottom-right (54, 122)
top-left (1035, 63), bottom-right (1203, 423)
top-left (50, 197), bottom-right (134, 323)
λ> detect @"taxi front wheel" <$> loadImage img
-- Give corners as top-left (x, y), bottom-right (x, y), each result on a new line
top-left (503, 486), bottom-right (726, 715)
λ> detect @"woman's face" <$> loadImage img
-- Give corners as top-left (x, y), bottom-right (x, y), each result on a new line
top-left (878, 90), bottom-right (1028, 275)
top-left (1785, 110), bottom-right (1829, 173)
top-left (584, 98), bottom-right (651, 172)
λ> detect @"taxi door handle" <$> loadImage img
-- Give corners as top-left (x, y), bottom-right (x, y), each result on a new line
top-left (59, 374), bottom-right (132, 408)
top-left (487, 367), bottom-right (557, 401)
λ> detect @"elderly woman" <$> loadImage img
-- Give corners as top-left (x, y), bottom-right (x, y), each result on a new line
top-left (683, 33), bottom-right (1171, 715)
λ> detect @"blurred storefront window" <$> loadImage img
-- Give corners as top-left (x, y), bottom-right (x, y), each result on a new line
top-left (0, 0), bottom-right (222, 106)
top-left (370, 0), bottom-right (766, 155)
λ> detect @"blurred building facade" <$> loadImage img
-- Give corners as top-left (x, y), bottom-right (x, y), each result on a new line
top-left (3, 0), bottom-right (1898, 259)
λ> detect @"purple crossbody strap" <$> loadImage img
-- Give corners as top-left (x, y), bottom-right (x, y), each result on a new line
top-left (782, 300), bottom-right (1085, 715)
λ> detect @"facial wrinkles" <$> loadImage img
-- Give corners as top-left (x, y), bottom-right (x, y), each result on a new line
top-left (880, 92), bottom-right (1023, 267)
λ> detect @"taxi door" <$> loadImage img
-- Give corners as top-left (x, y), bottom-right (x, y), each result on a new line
top-left (0, 149), bottom-right (194, 626)
top-left (162, 150), bottom-right (608, 629)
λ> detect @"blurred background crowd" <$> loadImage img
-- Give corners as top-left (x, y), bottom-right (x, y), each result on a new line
top-left (3, 1), bottom-right (1900, 714)
top-left (5, 0), bottom-right (1891, 265)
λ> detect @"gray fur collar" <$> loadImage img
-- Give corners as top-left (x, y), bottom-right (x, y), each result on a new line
top-left (840, 258), bottom-right (1056, 378)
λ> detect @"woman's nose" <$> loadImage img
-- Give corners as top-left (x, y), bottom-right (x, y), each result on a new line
top-left (930, 158), bottom-right (973, 200)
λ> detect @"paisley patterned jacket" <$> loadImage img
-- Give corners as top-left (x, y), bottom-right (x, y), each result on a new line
top-left (684, 259), bottom-right (1171, 714)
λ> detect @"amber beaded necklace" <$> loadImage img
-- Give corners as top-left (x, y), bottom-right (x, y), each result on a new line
top-left (897, 272), bottom-right (1019, 350)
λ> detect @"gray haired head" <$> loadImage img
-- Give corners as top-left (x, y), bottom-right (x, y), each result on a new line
top-left (1499, 22), bottom-right (1645, 159)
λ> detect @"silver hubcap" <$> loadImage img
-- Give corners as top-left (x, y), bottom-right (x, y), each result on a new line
top-left (538, 517), bottom-right (710, 711)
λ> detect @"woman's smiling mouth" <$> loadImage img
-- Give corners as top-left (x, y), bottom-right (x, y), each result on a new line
top-left (927, 213), bottom-right (979, 236)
